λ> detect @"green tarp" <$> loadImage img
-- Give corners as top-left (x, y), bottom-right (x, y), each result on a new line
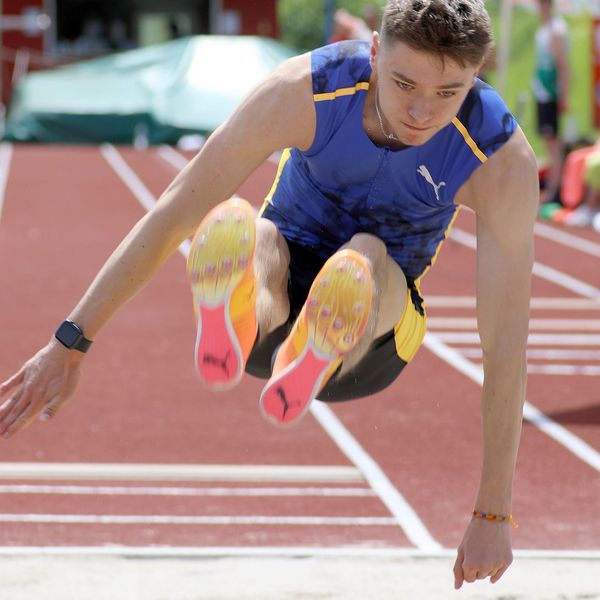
top-left (4, 35), bottom-right (299, 144)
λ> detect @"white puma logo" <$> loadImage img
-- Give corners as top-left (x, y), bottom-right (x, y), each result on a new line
top-left (417, 165), bottom-right (446, 201)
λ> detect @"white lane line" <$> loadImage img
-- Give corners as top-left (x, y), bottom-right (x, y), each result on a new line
top-left (534, 221), bottom-right (600, 258)
top-left (433, 332), bottom-right (600, 346)
top-left (533, 262), bottom-right (600, 301)
top-left (0, 545), bottom-right (598, 559)
top-left (157, 144), bottom-right (189, 171)
top-left (100, 144), bottom-right (156, 212)
top-left (423, 333), bottom-right (600, 472)
top-left (460, 348), bottom-right (600, 361)
top-left (0, 463), bottom-right (363, 483)
top-left (425, 296), bottom-right (600, 309)
top-left (0, 142), bottom-right (14, 223)
top-left (104, 144), bottom-right (439, 551)
top-left (0, 484), bottom-right (374, 497)
top-left (526, 364), bottom-right (600, 376)
top-left (450, 228), bottom-right (600, 301)
top-left (463, 361), bottom-right (600, 376)
top-left (157, 145), bottom-right (282, 172)
top-left (310, 402), bottom-right (441, 551)
top-left (0, 514), bottom-right (397, 526)
top-left (428, 317), bottom-right (600, 331)
top-left (99, 144), bottom-right (191, 255)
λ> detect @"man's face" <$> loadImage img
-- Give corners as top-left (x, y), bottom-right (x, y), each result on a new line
top-left (370, 35), bottom-right (481, 146)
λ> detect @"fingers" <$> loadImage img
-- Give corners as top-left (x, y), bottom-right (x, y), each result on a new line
top-left (40, 369), bottom-right (80, 422)
top-left (454, 547), bottom-right (512, 588)
top-left (0, 367), bottom-right (71, 437)
top-left (0, 343), bottom-right (83, 438)
top-left (0, 368), bottom-right (25, 399)
top-left (453, 548), bottom-right (465, 589)
top-left (464, 570), bottom-right (480, 584)
top-left (0, 381), bottom-right (38, 438)
top-left (454, 550), bottom-right (492, 588)
top-left (40, 391), bottom-right (68, 421)
top-left (490, 565), bottom-right (509, 584)
top-left (457, 562), bottom-right (510, 587)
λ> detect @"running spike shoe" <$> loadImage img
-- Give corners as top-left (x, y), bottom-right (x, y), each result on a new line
top-left (186, 197), bottom-right (257, 390)
top-left (260, 249), bottom-right (373, 425)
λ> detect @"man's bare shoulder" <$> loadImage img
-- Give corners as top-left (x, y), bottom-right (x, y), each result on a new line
top-left (226, 52), bottom-right (315, 152)
top-left (456, 128), bottom-right (539, 220)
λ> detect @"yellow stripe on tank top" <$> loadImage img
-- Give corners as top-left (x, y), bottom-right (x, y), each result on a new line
top-left (259, 148), bottom-right (292, 217)
top-left (313, 82), bottom-right (369, 102)
top-left (451, 117), bottom-right (488, 163)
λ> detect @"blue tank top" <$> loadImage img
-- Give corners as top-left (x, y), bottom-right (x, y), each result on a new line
top-left (262, 41), bottom-right (517, 289)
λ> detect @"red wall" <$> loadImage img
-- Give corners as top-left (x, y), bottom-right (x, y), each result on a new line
top-left (222, 0), bottom-right (278, 38)
top-left (2, 0), bottom-right (45, 52)
top-left (1, 0), bottom-right (46, 106)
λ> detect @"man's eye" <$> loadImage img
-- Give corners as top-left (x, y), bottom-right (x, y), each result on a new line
top-left (396, 81), bottom-right (412, 90)
top-left (439, 91), bottom-right (456, 98)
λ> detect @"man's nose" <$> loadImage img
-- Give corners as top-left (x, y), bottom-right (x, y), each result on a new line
top-left (407, 96), bottom-right (433, 124)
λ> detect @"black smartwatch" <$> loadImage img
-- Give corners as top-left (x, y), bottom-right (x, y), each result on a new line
top-left (54, 320), bottom-right (93, 353)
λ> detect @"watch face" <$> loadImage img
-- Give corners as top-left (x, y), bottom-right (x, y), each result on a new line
top-left (56, 321), bottom-right (82, 347)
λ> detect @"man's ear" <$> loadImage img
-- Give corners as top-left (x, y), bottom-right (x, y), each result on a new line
top-left (474, 54), bottom-right (489, 80)
top-left (370, 31), bottom-right (380, 68)
top-left (472, 60), bottom-right (484, 83)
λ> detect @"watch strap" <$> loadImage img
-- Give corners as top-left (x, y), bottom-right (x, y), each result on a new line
top-left (55, 320), bottom-right (93, 353)
top-left (72, 335), bottom-right (93, 353)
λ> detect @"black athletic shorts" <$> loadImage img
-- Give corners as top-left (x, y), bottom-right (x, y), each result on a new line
top-left (245, 239), bottom-right (427, 402)
top-left (536, 100), bottom-right (559, 137)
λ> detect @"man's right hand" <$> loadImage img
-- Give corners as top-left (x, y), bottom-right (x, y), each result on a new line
top-left (0, 339), bottom-right (83, 438)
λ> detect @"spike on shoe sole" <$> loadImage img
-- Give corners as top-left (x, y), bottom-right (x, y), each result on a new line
top-left (260, 249), bottom-right (373, 426)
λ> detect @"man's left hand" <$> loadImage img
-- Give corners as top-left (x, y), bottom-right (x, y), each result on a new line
top-left (453, 517), bottom-right (513, 589)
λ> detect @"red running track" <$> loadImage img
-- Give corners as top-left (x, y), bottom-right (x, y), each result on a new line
top-left (0, 144), bottom-right (598, 555)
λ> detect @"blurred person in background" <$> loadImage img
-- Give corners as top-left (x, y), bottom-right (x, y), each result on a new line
top-left (532, 0), bottom-right (570, 204)
top-left (362, 3), bottom-right (380, 31)
top-left (559, 140), bottom-right (600, 229)
top-left (328, 7), bottom-right (372, 43)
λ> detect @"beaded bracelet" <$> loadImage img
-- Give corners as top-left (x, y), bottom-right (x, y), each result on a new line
top-left (472, 510), bottom-right (519, 528)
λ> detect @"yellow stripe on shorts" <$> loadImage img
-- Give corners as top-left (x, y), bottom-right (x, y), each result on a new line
top-left (393, 290), bottom-right (427, 362)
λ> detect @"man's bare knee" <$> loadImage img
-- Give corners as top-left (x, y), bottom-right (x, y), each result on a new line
top-left (341, 233), bottom-right (388, 273)
top-left (340, 233), bottom-right (407, 340)
top-left (255, 218), bottom-right (289, 284)
top-left (254, 218), bottom-right (290, 333)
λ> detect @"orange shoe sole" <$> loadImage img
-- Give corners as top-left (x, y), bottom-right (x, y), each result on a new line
top-left (186, 198), bottom-right (257, 390)
top-left (260, 249), bottom-right (373, 426)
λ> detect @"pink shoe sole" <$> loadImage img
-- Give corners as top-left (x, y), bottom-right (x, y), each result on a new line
top-left (194, 304), bottom-right (244, 390)
top-left (260, 343), bottom-right (333, 426)
top-left (187, 198), bottom-right (256, 390)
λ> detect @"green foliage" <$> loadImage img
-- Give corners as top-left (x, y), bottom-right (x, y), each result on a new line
top-left (486, 0), bottom-right (596, 157)
top-left (278, 0), bottom-right (385, 51)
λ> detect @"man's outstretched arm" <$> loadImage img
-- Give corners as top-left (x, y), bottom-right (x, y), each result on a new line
top-left (0, 53), bottom-right (315, 437)
top-left (453, 127), bottom-right (539, 588)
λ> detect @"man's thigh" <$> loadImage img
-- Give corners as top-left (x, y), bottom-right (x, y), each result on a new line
top-left (318, 286), bottom-right (426, 402)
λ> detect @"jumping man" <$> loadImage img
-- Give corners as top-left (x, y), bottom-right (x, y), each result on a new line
top-left (0, 0), bottom-right (538, 588)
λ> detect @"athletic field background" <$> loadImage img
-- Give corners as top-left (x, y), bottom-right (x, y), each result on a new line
top-left (486, 2), bottom-right (594, 158)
